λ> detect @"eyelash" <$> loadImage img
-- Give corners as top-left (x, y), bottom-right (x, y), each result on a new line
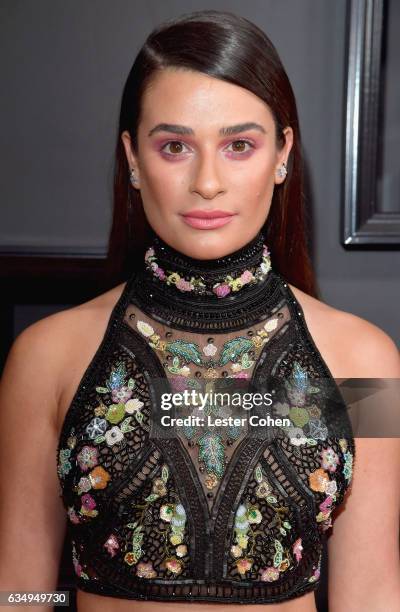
top-left (159, 139), bottom-right (256, 157)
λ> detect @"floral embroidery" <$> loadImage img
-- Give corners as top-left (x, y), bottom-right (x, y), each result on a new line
top-left (137, 561), bottom-right (157, 578)
top-left (76, 446), bottom-right (98, 472)
top-left (122, 465), bottom-right (189, 577)
top-left (72, 541), bottom-right (89, 580)
top-left (57, 448), bottom-right (72, 478)
top-left (144, 243), bottom-right (272, 298)
top-left (343, 451), bottom-right (353, 481)
top-left (231, 465), bottom-right (295, 581)
top-left (104, 534), bottom-right (120, 557)
top-left (321, 447), bottom-right (339, 472)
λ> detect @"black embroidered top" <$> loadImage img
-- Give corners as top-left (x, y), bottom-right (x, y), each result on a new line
top-left (56, 232), bottom-right (355, 604)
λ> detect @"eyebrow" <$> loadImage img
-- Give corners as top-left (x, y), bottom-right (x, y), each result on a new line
top-left (147, 122), bottom-right (266, 137)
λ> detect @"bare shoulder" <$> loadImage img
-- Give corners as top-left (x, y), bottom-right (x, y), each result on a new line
top-left (5, 281), bottom-right (127, 429)
top-left (288, 283), bottom-right (400, 378)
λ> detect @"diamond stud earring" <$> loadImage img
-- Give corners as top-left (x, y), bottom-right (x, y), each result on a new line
top-left (276, 162), bottom-right (287, 179)
top-left (129, 168), bottom-right (138, 186)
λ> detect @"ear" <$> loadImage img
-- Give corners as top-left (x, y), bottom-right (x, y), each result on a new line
top-left (274, 126), bottom-right (294, 185)
top-left (121, 130), bottom-right (141, 189)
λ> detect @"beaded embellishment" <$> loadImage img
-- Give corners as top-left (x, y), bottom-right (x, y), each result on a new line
top-left (144, 244), bottom-right (272, 297)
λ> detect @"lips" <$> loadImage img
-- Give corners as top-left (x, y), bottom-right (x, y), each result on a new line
top-left (180, 209), bottom-right (236, 230)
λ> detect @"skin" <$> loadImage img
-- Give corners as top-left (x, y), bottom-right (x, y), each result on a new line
top-left (1, 68), bottom-right (400, 612)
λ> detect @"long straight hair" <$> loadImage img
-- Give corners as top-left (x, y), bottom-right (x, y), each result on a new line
top-left (106, 10), bottom-right (317, 297)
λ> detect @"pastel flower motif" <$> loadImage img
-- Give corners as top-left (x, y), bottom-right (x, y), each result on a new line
top-left (80, 494), bottom-right (98, 517)
top-left (81, 493), bottom-right (96, 511)
top-left (264, 318), bottom-right (278, 332)
top-left (89, 466), bottom-right (111, 489)
top-left (167, 272), bottom-right (181, 285)
top-left (260, 566), bottom-right (280, 582)
top-left (67, 506), bottom-right (80, 524)
top-left (176, 278), bottom-right (193, 292)
top-left (86, 417), bottom-right (107, 440)
top-left (231, 362), bottom-right (243, 373)
top-left (256, 481), bottom-right (272, 499)
top-left (231, 371), bottom-right (249, 379)
top-left (339, 438), bottom-right (348, 453)
top-left (231, 545), bottom-right (243, 558)
top-left (204, 473), bottom-right (219, 490)
top-left (308, 567), bottom-right (321, 583)
top-left (137, 321), bottom-right (155, 337)
top-left (325, 479), bottom-right (337, 496)
top-left (170, 534), bottom-right (183, 546)
top-left (236, 557), bottom-right (253, 574)
top-left (154, 266), bottom-right (166, 280)
top-left (104, 534), bottom-right (119, 557)
top-left (308, 404), bottom-right (321, 418)
top-left (77, 477), bottom-right (92, 494)
top-left (321, 447), bottom-right (340, 472)
top-left (213, 283), bottom-right (231, 298)
top-left (203, 343), bottom-right (218, 357)
top-left (319, 495), bottom-right (334, 513)
top-left (279, 559), bottom-right (290, 571)
top-left (165, 557), bottom-right (183, 575)
top-left (343, 451), bottom-right (353, 481)
top-left (289, 407), bottom-right (309, 428)
top-left (137, 561), bottom-right (157, 578)
top-left (274, 402), bottom-right (290, 417)
top-left (145, 247), bottom-right (155, 259)
top-left (305, 419), bottom-right (328, 441)
top-left (260, 259), bottom-right (271, 275)
top-left (57, 449), bottom-right (72, 478)
top-left (293, 538), bottom-right (303, 563)
top-left (152, 478), bottom-right (167, 497)
top-left (125, 398), bottom-right (144, 414)
top-left (105, 426), bottom-right (124, 446)
top-left (286, 426), bottom-right (308, 446)
top-left (316, 510), bottom-right (332, 523)
top-left (106, 403), bottom-right (126, 424)
top-left (229, 278), bottom-right (243, 292)
top-left (237, 534), bottom-right (249, 549)
top-left (124, 551), bottom-right (139, 566)
top-left (77, 446), bottom-right (98, 472)
top-left (178, 366), bottom-right (191, 377)
top-left (171, 504), bottom-right (186, 527)
top-left (287, 387), bottom-right (306, 406)
top-left (247, 507), bottom-right (262, 524)
top-left (160, 504), bottom-right (175, 522)
top-left (176, 544), bottom-right (187, 558)
top-left (240, 270), bottom-right (254, 284)
top-left (111, 386), bottom-right (133, 403)
top-left (309, 468), bottom-right (330, 493)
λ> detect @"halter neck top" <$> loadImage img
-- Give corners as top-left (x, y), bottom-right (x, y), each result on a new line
top-left (56, 232), bottom-right (355, 604)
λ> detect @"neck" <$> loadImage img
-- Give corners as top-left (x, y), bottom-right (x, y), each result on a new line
top-left (143, 231), bottom-right (271, 299)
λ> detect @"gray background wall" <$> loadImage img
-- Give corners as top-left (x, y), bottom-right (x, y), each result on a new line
top-left (1, 0), bottom-right (399, 345)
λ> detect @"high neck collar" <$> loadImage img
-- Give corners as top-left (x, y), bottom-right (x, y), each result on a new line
top-left (128, 231), bottom-right (283, 332)
top-left (143, 231), bottom-right (271, 299)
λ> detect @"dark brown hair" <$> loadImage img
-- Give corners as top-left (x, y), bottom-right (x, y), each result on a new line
top-left (106, 10), bottom-right (317, 296)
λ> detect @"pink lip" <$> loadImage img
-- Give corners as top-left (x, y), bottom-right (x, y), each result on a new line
top-left (180, 210), bottom-right (236, 230)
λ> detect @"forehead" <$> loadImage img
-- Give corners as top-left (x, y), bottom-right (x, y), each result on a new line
top-left (140, 68), bottom-right (274, 129)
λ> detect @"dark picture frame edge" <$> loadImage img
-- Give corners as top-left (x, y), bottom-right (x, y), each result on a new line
top-left (342, 0), bottom-right (400, 246)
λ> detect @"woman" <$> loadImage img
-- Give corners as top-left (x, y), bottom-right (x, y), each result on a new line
top-left (1, 10), bottom-right (399, 612)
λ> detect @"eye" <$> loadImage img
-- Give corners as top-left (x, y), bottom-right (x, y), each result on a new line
top-left (160, 141), bottom-right (190, 155)
top-left (225, 139), bottom-right (254, 154)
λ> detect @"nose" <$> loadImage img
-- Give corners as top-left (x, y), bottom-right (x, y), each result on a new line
top-left (189, 151), bottom-right (226, 200)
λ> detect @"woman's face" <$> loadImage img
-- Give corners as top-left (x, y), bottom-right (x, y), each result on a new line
top-left (121, 68), bottom-right (293, 260)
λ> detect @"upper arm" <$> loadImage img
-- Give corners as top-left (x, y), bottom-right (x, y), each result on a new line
top-left (328, 320), bottom-right (400, 610)
top-left (0, 316), bottom-right (68, 589)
